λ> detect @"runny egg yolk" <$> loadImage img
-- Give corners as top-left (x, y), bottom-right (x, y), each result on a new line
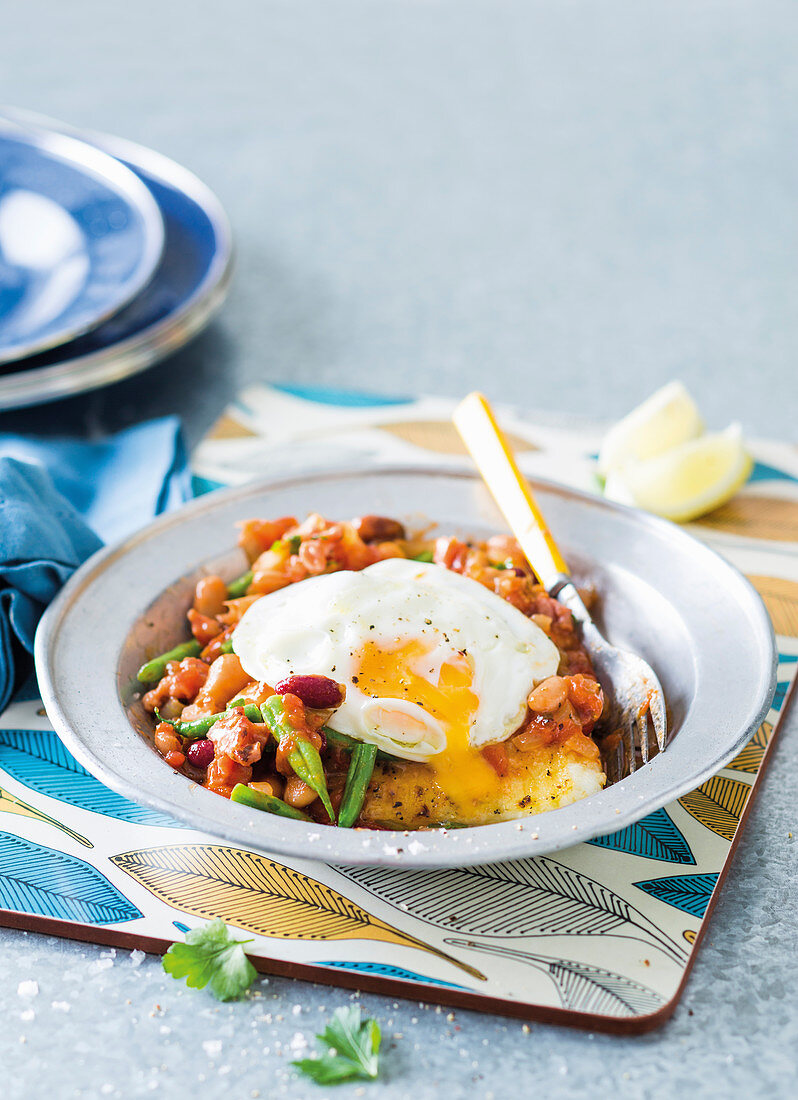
top-left (355, 639), bottom-right (501, 809)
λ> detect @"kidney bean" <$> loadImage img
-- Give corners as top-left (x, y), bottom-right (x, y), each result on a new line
top-left (186, 739), bottom-right (215, 768)
top-left (274, 674), bottom-right (342, 709)
top-left (352, 515), bottom-right (406, 542)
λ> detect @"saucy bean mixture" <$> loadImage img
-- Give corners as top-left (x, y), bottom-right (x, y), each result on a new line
top-left (138, 513), bottom-right (605, 829)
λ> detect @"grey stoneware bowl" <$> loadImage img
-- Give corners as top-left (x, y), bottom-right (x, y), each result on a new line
top-left (35, 466), bottom-right (777, 868)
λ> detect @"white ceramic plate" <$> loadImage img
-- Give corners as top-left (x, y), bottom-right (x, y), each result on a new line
top-left (36, 466), bottom-right (776, 868)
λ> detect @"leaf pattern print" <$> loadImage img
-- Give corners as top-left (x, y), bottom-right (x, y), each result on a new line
top-left (0, 831), bottom-right (142, 924)
top-left (678, 776), bottom-right (751, 842)
top-left (0, 730), bottom-right (183, 827)
top-left (444, 939), bottom-right (664, 1018)
top-left (633, 874), bottom-right (719, 919)
top-left (772, 680), bottom-right (790, 713)
top-left (587, 808), bottom-right (695, 864)
top-left (726, 721), bottom-right (773, 774)
top-left (111, 844), bottom-right (485, 981)
top-left (695, 497), bottom-right (798, 544)
top-left (341, 857), bottom-right (686, 964)
top-left (0, 787), bottom-right (91, 848)
top-left (746, 575), bottom-right (798, 637)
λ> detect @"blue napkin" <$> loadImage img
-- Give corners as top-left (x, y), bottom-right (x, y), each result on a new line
top-left (0, 417), bottom-right (191, 710)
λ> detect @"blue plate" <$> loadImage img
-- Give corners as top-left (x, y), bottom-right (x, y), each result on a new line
top-left (0, 122), bottom-right (164, 363)
top-left (0, 118), bottom-right (232, 410)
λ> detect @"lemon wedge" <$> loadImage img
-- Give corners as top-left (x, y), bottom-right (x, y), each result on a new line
top-left (603, 423), bottom-right (753, 522)
top-left (598, 380), bottom-right (704, 476)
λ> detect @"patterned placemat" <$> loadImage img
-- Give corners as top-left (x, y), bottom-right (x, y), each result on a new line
top-left (2, 384), bottom-right (796, 1034)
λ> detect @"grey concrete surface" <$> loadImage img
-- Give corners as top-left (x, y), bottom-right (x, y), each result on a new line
top-left (1, 2), bottom-right (797, 1097)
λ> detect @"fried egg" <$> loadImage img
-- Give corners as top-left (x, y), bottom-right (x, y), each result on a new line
top-left (233, 558), bottom-right (560, 810)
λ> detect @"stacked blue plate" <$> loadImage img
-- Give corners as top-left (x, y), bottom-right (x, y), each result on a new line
top-left (0, 112), bottom-right (232, 410)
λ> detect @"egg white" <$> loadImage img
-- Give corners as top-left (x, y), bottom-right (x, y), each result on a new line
top-left (232, 558), bottom-right (559, 761)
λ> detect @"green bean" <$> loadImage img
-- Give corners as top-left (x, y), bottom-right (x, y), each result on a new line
top-left (227, 570), bottom-right (253, 598)
top-left (137, 639), bottom-right (201, 684)
top-left (338, 742), bottom-right (378, 828)
top-left (273, 535), bottom-right (302, 554)
top-left (323, 727), bottom-right (401, 764)
top-left (260, 697), bottom-right (335, 822)
top-left (231, 783), bottom-right (310, 821)
top-left (322, 727), bottom-right (358, 753)
top-left (219, 637), bottom-right (234, 654)
top-left (156, 702), bottom-right (261, 740)
top-left (412, 550), bottom-right (434, 563)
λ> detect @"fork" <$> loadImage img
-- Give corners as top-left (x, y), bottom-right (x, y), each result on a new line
top-left (453, 392), bottom-right (667, 781)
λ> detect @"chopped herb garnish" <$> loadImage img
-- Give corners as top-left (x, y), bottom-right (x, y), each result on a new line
top-left (162, 918), bottom-right (257, 1001)
top-left (293, 1005), bottom-right (381, 1085)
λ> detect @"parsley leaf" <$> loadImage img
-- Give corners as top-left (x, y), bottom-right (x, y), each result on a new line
top-left (162, 918), bottom-right (257, 1001)
top-left (293, 1005), bottom-right (382, 1085)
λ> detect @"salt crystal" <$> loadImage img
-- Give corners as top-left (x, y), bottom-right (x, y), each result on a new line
top-left (52, 1001), bottom-right (71, 1012)
top-left (90, 958), bottom-right (114, 973)
top-left (291, 1005), bottom-right (302, 1016)
top-left (289, 1033), bottom-right (308, 1052)
top-left (100, 1085), bottom-right (114, 1095)
top-left (130, 950), bottom-right (146, 967)
top-left (20, 1009), bottom-right (35, 1022)
top-left (160, 1026), bottom-right (172, 1036)
top-left (202, 1039), bottom-right (222, 1058)
top-left (18, 981), bottom-right (38, 999)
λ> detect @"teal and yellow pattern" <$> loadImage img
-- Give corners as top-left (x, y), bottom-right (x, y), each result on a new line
top-left (1, 385), bottom-right (796, 1031)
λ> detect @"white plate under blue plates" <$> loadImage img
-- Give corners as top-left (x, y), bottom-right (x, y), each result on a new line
top-left (0, 112), bottom-right (232, 410)
top-left (0, 120), bottom-right (164, 364)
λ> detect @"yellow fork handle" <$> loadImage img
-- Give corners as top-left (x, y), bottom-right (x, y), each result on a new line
top-left (452, 392), bottom-right (569, 590)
